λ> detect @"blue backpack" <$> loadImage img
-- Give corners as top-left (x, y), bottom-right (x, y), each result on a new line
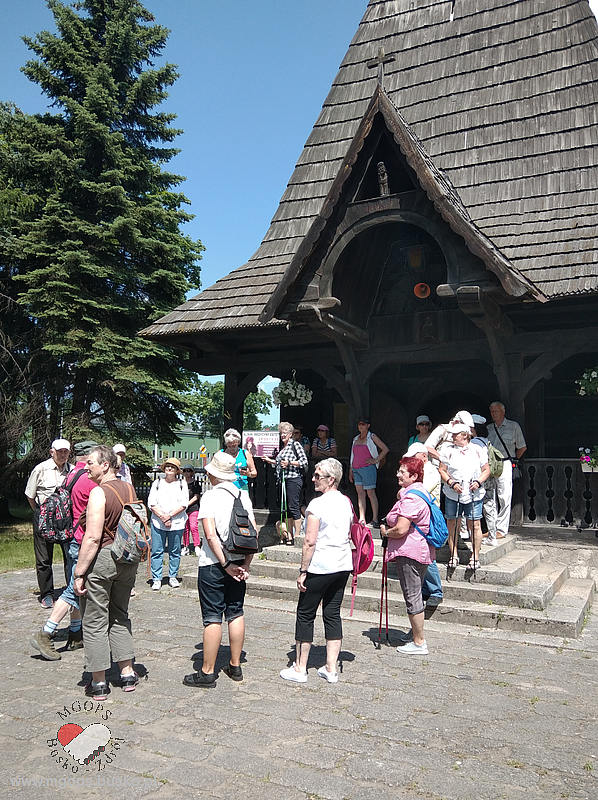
top-left (405, 488), bottom-right (449, 549)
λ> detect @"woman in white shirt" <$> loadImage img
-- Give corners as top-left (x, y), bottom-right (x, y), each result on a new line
top-left (280, 458), bottom-right (353, 685)
top-left (439, 425), bottom-right (490, 570)
top-left (148, 457), bottom-right (189, 590)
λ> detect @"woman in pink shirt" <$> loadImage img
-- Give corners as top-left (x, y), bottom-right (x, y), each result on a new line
top-left (381, 456), bottom-right (434, 656)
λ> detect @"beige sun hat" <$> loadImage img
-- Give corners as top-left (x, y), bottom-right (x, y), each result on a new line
top-left (161, 456), bottom-right (181, 471)
top-left (205, 451), bottom-right (236, 481)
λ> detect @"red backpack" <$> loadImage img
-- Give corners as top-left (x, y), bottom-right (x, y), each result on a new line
top-left (349, 503), bottom-right (375, 616)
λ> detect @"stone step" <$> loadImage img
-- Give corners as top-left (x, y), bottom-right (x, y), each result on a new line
top-left (288, 532), bottom-right (517, 566)
top-left (244, 573), bottom-right (595, 637)
top-left (260, 537), bottom-right (536, 586)
top-left (249, 555), bottom-right (563, 610)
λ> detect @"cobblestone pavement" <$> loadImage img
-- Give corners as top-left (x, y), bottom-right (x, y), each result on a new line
top-left (1, 563), bottom-right (597, 800)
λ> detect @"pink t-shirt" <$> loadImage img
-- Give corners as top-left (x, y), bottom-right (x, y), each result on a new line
top-left (352, 443), bottom-right (372, 469)
top-left (70, 461), bottom-right (98, 543)
top-left (385, 482), bottom-right (434, 565)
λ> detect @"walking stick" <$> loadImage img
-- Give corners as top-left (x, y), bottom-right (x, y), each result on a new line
top-left (448, 498), bottom-right (460, 580)
top-left (375, 536), bottom-right (389, 648)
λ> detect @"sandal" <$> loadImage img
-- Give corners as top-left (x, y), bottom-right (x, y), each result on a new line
top-left (447, 556), bottom-right (459, 568)
top-left (467, 558), bottom-right (480, 570)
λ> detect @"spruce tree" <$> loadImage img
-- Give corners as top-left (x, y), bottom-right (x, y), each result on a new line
top-left (7, 0), bottom-right (202, 452)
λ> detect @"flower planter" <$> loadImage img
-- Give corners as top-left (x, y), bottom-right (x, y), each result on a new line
top-left (581, 463), bottom-right (598, 473)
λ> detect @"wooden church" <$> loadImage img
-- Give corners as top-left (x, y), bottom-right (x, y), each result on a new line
top-left (141, 0), bottom-right (598, 515)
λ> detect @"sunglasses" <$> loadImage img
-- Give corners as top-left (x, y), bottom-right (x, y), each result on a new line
top-left (313, 472), bottom-right (329, 479)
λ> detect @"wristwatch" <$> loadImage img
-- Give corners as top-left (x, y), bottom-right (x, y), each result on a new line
top-left (299, 569), bottom-right (307, 575)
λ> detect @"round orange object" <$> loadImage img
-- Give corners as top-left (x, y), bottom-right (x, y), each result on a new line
top-left (414, 282), bottom-right (431, 298)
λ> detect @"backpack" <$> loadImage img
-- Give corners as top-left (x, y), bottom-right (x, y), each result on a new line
top-left (291, 441), bottom-right (309, 477)
top-left (38, 468), bottom-right (86, 543)
top-left (405, 488), bottom-right (449, 549)
top-left (348, 501), bottom-right (375, 616)
top-left (104, 484), bottom-right (150, 566)
top-left (487, 443), bottom-right (504, 478)
top-left (222, 486), bottom-right (259, 555)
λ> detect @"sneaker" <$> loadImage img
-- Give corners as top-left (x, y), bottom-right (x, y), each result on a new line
top-left (369, 520), bottom-right (380, 529)
top-left (85, 682), bottom-right (110, 701)
top-left (40, 595), bottom-right (54, 609)
top-left (396, 629), bottom-right (414, 644)
top-left (30, 629), bottom-right (61, 661)
top-left (425, 596), bottom-right (443, 608)
top-left (223, 663), bottom-right (243, 682)
top-left (396, 640), bottom-right (428, 656)
top-left (66, 629), bottom-right (84, 651)
top-left (168, 577), bottom-right (180, 588)
top-left (280, 664), bottom-right (307, 683)
top-left (317, 666), bottom-right (338, 684)
top-left (485, 537), bottom-right (497, 547)
top-left (120, 673), bottom-right (139, 692)
top-left (181, 546), bottom-right (189, 557)
top-left (183, 670), bottom-right (217, 688)
top-left (152, 580), bottom-right (162, 591)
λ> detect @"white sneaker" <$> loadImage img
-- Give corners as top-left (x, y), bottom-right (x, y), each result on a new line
top-left (169, 577), bottom-right (180, 588)
top-left (181, 546), bottom-right (189, 557)
top-left (485, 537), bottom-right (497, 547)
top-left (317, 666), bottom-right (339, 684)
top-left (396, 640), bottom-right (428, 655)
top-left (152, 580), bottom-right (161, 591)
top-left (280, 664), bottom-right (307, 683)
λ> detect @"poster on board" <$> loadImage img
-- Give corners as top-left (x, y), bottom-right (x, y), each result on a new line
top-left (242, 430), bottom-right (279, 458)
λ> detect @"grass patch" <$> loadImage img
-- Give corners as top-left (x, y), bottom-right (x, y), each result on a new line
top-left (0, 518), bottom-right (35, 573)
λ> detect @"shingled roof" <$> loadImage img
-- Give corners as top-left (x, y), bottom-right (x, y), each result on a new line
top-left (141, 0), bottom-right (598, 339)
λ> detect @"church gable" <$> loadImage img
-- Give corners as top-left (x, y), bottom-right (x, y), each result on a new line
top-left (141, 0), bottom-right (598, 342)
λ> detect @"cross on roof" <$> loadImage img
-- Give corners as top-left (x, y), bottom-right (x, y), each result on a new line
top-left (367, 47), bottom-right (396, 88)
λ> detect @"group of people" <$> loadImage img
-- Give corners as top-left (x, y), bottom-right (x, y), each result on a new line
top-left (26, 402), bottom-right (525, 693)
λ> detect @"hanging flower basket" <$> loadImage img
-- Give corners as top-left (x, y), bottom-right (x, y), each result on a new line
top-left (579, 447), bottom-right (598, 472)
top-left (272, 379), bottom-right (312, 407)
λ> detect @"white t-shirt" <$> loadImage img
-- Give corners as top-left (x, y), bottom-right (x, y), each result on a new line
top-left (441, 443), bottom-right (488, 503)
top-left (197, 483), bottom-right (255, 566)
top-left (305, 490), bottom-right (353, 574)
top-left (148, 476), bottom-right (189, 530)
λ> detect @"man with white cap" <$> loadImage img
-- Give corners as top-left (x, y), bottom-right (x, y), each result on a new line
top-left (113, 443), bottom-right (132, 484)
top-left (183, 451), bottom-right (256, 689)
top-left (25, 438), bottom-right (73, 608)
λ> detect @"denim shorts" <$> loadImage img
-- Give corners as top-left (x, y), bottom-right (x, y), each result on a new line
top-left (352, 464), bottom-right (377, 489)
top-left (198, 562), bottom-right (246, 626)
top-left (59, 539), bottom-right (80, 609)
top-left (444, 497), bottom-right (483, 520)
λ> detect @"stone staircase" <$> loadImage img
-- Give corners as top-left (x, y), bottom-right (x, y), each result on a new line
top-left (246, 534), bottom-right (595, 638)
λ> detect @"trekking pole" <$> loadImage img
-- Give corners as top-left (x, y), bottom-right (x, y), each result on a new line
top-left (375, 536), bottom-right (389, 648)
top-left (448, 497), bottom-right (460, 580)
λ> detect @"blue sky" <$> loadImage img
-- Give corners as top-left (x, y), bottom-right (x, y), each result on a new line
top-left (1, 0), bottom-right (367, 426)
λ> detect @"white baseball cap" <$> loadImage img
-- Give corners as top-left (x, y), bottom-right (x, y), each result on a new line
top-left (472, 414), bottom-right (486, 425)
top-left (405, 442), bottom-right (428, 457)
top-left (51, 438), bottom-right (70, 451)
top-left (113, 443), bottom-right (126, 455)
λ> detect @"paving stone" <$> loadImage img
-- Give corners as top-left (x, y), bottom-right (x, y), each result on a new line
top-left (2, 564), bottom-right (598, 800)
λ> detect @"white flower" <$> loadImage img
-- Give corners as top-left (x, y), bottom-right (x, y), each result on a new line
top-left (579, 389), bottom-right (586, 396)
top-left (592, 371), bottom-right (598, 378)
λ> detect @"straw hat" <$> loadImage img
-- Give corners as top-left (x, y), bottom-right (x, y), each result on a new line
top-left (161, 457), bottom-right (181, 471)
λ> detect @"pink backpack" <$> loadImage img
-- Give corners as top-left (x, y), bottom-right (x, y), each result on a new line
top-left (349, 503), bottom-right (375, 616)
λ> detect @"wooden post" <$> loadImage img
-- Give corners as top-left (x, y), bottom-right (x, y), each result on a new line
top-left (223, 373), bottom-right (243, 434)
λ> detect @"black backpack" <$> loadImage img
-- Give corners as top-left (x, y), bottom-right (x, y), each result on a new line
top-left (221, 486), bottom-right (259, 555)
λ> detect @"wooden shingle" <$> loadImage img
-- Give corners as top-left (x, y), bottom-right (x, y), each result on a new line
top-left (141, 0), bottom-right (598, 339)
